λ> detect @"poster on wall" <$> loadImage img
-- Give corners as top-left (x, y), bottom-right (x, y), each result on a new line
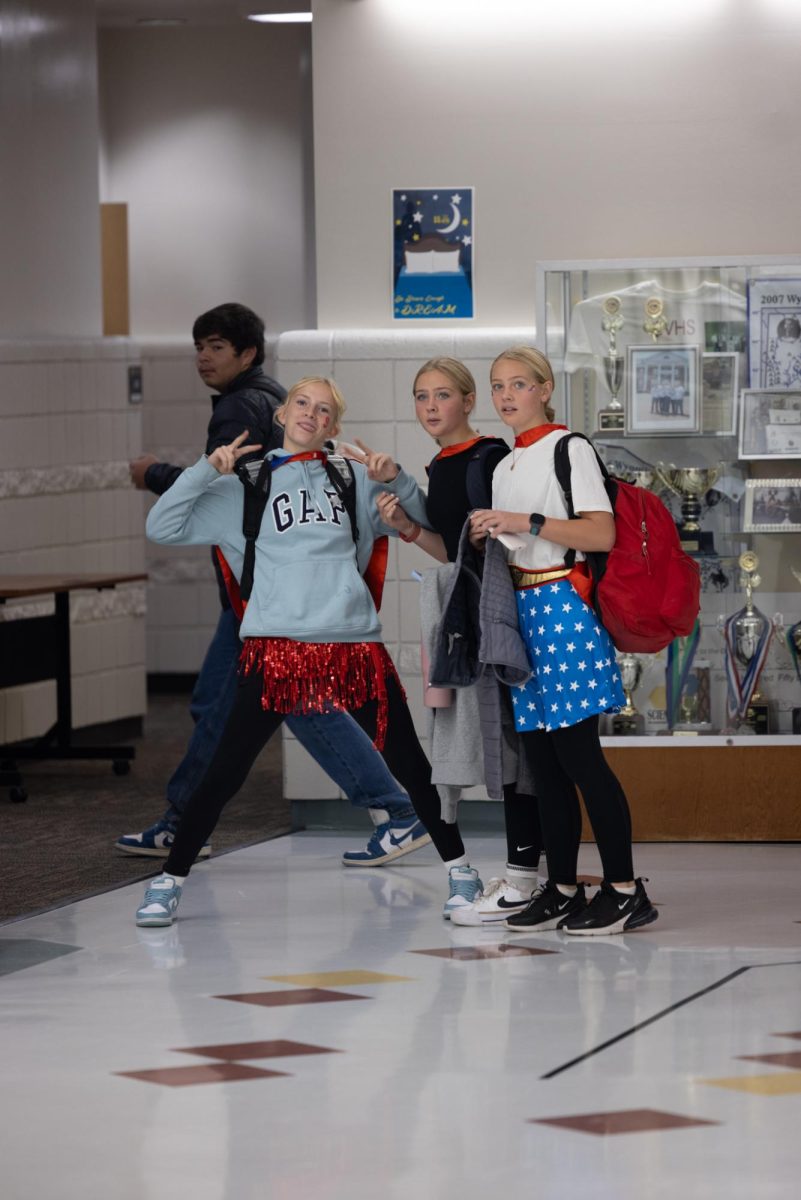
top-left (392, 187), bottom-right (473, 319)
top-left (747, 277), bottom-right (801, 389)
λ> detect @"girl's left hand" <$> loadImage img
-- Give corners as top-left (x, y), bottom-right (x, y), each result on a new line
top-left (469, 508), bottom-right (529, 538)
top-left (353, 438), bottom-right (399, 483)
top-left (375, 491), bottom-right (415, 535)
top-left (208, 430), bottom-right (263, 475)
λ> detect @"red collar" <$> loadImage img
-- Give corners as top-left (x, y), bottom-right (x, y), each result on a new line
top-left (273, 450), bottom-right (327, 469)
top-left (433, 435), bottom-right (486, 462)
top-left (513, 423), bottom-right (568, 449)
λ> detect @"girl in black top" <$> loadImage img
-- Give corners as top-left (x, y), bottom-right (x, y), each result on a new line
top-left (377, 357), bottom-right (543, 924)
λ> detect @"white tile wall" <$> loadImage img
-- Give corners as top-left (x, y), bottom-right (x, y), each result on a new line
top-left (0, 337), bottom-right (147, 743)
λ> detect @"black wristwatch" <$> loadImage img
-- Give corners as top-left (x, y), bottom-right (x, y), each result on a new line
top-left (528, 512), bottom-right (545, 537)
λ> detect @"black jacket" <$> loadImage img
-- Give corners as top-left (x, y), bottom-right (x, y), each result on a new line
top-left (144, 365), bottom-right (287, 610)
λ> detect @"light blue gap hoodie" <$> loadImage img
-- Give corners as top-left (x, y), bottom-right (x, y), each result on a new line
top-left (145, 451), bottom-right (430, 643)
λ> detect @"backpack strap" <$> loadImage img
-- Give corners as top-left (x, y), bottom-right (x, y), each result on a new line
top-left (553, 432), bottom-right (616, 569)
top-left (464, 438), bottom-right (506, 511)
top-left (235, 456), bottom-right (274, 602)
top-left (324, 454), bottom-right (358, 545)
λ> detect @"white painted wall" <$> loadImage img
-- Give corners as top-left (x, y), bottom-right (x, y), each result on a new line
top-left (0, 0), bottom-right (102, 336)
top-left (98, 24), bottom-right (315, 339)
top-left (311, 0), bottom-right (801, 329)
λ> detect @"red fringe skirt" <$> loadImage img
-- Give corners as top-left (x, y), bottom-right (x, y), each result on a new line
top-left (239, 638), bottom-right (404, 750)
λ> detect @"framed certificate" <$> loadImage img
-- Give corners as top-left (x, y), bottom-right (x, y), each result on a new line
top-left (738, 388), bottom-right (801, 459)
top-left (747, 277), bottom-right (801, 389)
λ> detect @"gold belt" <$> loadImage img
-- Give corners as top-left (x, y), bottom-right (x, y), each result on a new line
top-left (509, 564), bottom-right (572, 589)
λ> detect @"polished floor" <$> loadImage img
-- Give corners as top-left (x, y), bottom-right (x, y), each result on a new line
top-left (2, 835), bottom-right (800, 1199)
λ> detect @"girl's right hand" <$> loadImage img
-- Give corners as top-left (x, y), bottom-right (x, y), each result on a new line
top-left (208, 430), bottom-right (263, 475)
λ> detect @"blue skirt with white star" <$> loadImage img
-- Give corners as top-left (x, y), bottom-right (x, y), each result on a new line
top-left (510, 579), bottom-right (625, 732)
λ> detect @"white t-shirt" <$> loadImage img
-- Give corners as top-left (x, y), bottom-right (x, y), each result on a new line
top-left (492, 430), bottom-right (611, 571)
top-left (564, 279), bottom-right (746, 389)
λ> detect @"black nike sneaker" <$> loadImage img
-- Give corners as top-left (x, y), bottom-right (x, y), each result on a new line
top-left (560, 878), bottom-right (658, 936)
top-left (505, 880), bottom-right (587, 931)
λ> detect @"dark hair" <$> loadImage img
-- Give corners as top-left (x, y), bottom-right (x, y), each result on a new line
top-left (192, 303), bottom-right (265, 366)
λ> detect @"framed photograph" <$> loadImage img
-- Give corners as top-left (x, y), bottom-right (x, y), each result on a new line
top-left (701, 352), bottom-right (738, 436)
top-left (747, 277), bottom-right (801, 388)
top-left (704, 320), bottom-right (746, 354)
top-left (738, 389), bottom-right (801, 459)
top-left (625, 344), bottom-right (699, 435)
top-left (743, 479), bottom-right (801, 532)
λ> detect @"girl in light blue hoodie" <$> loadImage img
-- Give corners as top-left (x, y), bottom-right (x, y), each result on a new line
top-left (135, 376), bottom-right (439, 926)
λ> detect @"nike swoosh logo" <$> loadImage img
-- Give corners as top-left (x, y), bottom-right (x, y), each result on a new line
top-left (497, 897), bottom-right (526, 909)
top-left (557, 899), bottom-right (571, 911)
top-left (516, 844), bottom-right (534, 852)
top-left (617, 902), bottom-right (629, 910)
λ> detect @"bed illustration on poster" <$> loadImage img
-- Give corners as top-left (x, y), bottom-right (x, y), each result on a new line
top-left (393, 187), bottom-right (474, 319)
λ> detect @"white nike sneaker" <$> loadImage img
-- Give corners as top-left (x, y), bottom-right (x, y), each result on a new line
top-left (449, 877), bottom-right (532, 926)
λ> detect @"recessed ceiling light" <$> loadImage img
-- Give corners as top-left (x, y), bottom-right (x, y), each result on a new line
top-left (247, 12), bottom-right (313, 22)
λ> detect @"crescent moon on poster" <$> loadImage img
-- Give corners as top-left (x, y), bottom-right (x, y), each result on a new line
top-left (440, 202), bottom-right (461, 234)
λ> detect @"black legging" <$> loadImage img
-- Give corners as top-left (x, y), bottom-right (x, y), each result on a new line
top-left (164, 669), bottom-right (465, 877)
top-left (519, 715), bottom-right (633, 884)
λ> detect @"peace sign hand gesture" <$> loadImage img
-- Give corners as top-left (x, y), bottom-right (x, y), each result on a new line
top-left (207, 431), bottom-right (263, 475)
top-left (353, 438), bottom-right (399, 484)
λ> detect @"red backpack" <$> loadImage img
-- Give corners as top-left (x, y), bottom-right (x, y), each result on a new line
top-left (555, 433), bottom-right (700, 653)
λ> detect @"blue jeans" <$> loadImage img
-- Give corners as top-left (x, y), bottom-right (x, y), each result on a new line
top-left (163, 607), bottom-right (414, 826)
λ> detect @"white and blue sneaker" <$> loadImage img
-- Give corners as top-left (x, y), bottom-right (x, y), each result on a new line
top-left (449, 877), bottom-right (533, 926)
top-left (342, 815), bottom-right (431, 867)
top-left (116, 817), bottom-right (210, 860)
top-left (443, 866), bottom-right (483, 920)
top-left (135, 873), bottom-right (183, 927)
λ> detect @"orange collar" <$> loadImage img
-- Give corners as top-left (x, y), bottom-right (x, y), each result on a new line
top-left (433, 435), bottom-right (486, 461)
top-left (513, 423), bottom-right (568, 449)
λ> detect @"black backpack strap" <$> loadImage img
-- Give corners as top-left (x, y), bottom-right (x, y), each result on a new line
top-left (553, 432), bottom-right (616, 569)
top-left (464, 438), bottom-right (507, 511)
top-left (235, 456), bottom-right (273, 602)
top-left (323, 454), bottom-right (358, 545)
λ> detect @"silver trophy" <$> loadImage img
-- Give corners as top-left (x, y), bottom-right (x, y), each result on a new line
top-left (730, 551), bottom-right (771, 733)
top-left (654, 463), bottom-right (724, 554)
top-left (612, 653), bottom-right (645, 735)
top-left (598, 296), bottom-right (626, 433)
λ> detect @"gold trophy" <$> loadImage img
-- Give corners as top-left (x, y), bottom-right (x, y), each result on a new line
top-left (612, 653), bottom-right (645, 735)
top-left (654, 463), bottom-right (724, 554)
top-left (643, 296), bottom-right (667, 341)
top-left (598, 296), bottom-right (626, 433)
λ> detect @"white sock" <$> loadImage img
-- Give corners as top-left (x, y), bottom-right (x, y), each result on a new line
top-left (165, 873), bottom-right (186, 885)
top-left (368, 808), bottom-right (390, 827)
top-left (555, 883), bottom-right (577, 897)
top-left (444, 854), bottom-right (470, 873)
top-left (612, 882), bottom-right (636, 895)
top-left (506, 863), bottom-right (539, 894)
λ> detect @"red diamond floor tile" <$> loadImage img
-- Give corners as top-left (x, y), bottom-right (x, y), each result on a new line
top-left (174, 1039), bottom-right (342, 1060)
top-left (531, 1108), bottom-right (719, 1136)
top-left (738, 1051), bottom-right (801, 1069)
top-left (214, 988), bottom-right (370, 1007)
top-left (115, 1063), bottom-right (289, 1087)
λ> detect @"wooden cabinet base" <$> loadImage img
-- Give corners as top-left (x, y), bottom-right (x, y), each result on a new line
top-left (601, 745), bottom-right (801, 841)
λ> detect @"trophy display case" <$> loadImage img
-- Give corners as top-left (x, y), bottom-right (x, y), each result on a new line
top-left (535, 256), bottom-right (801, 744)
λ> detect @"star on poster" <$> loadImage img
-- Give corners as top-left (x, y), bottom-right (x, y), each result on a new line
top-left (392, 187), bottom-right (474, 319)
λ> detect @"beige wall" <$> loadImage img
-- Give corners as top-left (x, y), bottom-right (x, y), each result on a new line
top-left (98, 24), bottom-right (316, 338)
top-left (0, 0), bottom-right (102, 336)
top-left (312, 0), bottom-right (801, 329)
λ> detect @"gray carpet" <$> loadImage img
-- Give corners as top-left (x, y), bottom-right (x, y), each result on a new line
top-left (0, 692), bottom-right (290, 924)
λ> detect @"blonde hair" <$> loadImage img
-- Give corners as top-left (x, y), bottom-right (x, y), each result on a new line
top-left (279, 375), bottom-right (347, 427)
top-left (491, 346), bottom-right (556, 422)
top-left (413, 357), bottom-right (477, 404)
